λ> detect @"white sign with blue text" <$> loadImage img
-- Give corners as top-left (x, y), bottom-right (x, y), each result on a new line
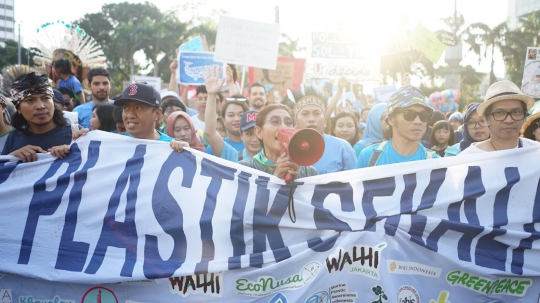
top-left (1, 131), bottom-right (540, 302)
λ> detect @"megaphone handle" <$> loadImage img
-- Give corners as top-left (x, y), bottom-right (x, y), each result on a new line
top-left (284, 172), bottom-right (292, 184)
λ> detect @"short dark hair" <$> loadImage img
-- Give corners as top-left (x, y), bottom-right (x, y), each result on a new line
top-left (196, 85), bottom-right (207, 96)
top-left (53, 59), bottom-right (73, 75)
top-left (93, 103), bottom-right (116, 132)
top-left (87, 68), bottom-right (110, 83)
top-left (428, 110), bottom-right (445, 127)
top-left (250, 82), bottom-right (266, 93)
top-left (523, 118), bottom-right (540, 140)
top-left (58, 87), bottom-right (75, 99)
top-left (112, 106), bottom-right (123, 124)
top-left (11, 108), bottom-right (67, 133)
top-left (221, 100), bottom-right (249, 118)
top-left (429, 120), bottom-right (455, 147)
top-left (161, 98), bottom-right (186, 112)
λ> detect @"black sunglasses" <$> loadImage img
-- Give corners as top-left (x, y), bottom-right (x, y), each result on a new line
top-left (397, 109), bottom-right (431, 122)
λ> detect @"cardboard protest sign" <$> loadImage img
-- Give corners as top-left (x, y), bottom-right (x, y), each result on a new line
top-left (435, 30), bottom-right (458, 47)
top-left (132, 76), bottom-right (162, 91)
top-left (179, 36), bottom-right (208, 52)
top-left (248, 57), bottom-right (305, 103)
top-left (214, 16), bottom-right (280, 70)
top-left (408, 24), bottom-right (446, 63)
top-left (177, 51), bottom-right (224, 85)
top-left (305, 59), bottom-right (380, 81)
top-left (311, 32), bottom-right (364, 60)
top-left (521, 47), bottom-right (540, 98)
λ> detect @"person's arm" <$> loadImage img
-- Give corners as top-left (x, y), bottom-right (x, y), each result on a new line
top-left (168, 59), bottom-right (180, 94)
top-left (203, 67), bottom-right (227, 157)
top-left (324, 78), bottom-right (346, 134)
top-left (226, 65), bottom-right (237, 96)
top-left (76, 91), bottom-right (85, 104)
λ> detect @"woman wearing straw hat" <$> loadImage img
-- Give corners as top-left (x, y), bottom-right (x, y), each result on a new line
top-left (461, 80), bottom-right (540, 154)
top-left (521, 107), bottom-right (540, 142)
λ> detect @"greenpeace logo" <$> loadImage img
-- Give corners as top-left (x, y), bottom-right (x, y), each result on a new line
top-left (387, 260), bottom-right (442, 278)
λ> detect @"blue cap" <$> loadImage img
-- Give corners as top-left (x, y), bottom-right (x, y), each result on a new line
top-left (240, 110), bottom-right (259, 131)
top-left (114, 83), bottom-right (161, 107)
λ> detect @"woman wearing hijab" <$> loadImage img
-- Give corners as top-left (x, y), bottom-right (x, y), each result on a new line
top-left (444, 103), bottom-right (490, 157)
top-left (353, 103), bottom-right (387, 157)
top-left (166, 111), bottom-right (205, 152)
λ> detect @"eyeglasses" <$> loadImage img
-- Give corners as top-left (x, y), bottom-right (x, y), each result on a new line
top-left (226, 97), bottom-right (247, 102)
top-left (465, 119), bottom-right (487, 129)
top-left (397, 110), bottom-right (431, 122)
top-left (489, 110), bottom-right (526, 121)
top-left (265, 116), bottom-right (294, 127)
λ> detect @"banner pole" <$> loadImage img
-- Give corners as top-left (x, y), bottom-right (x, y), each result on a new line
top-left (240, 65), bottom-right (247, 94)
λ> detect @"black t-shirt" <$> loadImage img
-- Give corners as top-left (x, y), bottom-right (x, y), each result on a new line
top-left (1, 124), bottom-right (72, 155)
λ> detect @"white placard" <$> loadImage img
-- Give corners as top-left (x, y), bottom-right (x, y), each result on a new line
top-left (214, 16), bottom-right (280, 70)
top-left (132, 76), bottom-right (162, 92)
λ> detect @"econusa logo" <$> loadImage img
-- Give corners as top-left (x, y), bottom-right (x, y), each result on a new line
top-left (235, 262), bottom-right (321, 297)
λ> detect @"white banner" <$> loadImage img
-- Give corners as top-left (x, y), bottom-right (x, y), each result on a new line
top-left (1, 131), bottom-right (540, 302)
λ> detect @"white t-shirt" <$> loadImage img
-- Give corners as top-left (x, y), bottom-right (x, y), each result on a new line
top-left (190, 114), bottom-right (205, 132)
top-left (460, 138), bottom-right (540, 155)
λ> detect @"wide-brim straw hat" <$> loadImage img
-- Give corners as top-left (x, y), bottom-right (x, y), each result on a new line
top-left (521, 106), bottom-right (540, 135)
top-left (477, 80), bottom-right (534, 116)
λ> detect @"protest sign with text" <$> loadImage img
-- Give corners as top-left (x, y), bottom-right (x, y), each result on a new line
top-left (214, 16), bottom-right (280, 70)
top-left (177, 51), bottom-right (224, 85)
top-left (521, 46), bottom-right (540, 98)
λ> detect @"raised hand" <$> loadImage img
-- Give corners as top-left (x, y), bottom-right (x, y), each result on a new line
top-left (203, 66), bottom-right (226, 94)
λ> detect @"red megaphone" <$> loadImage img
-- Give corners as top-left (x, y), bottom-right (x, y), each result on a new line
top-left (277, 128), bottom-right (325, 183)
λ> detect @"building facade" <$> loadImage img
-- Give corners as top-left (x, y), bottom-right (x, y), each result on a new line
top-left (0, 0), bottom-right (14, 46)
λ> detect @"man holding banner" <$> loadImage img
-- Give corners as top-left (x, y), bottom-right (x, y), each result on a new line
top-left (356, 86), bottom-right (438, 168)
top-left (461, 80), bottom-right (540, 154)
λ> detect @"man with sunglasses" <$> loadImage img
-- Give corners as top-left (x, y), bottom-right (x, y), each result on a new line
top-left (356, 86), bottom-right (438, 168)
top-left (460, 80), bottom-right (539, 154)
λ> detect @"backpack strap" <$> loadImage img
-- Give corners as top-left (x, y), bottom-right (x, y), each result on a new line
top-left (368, 141), bottom-right (388, 167)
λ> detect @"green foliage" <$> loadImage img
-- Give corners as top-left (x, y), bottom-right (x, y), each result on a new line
top-left (0, 40), bottom-right (37, 70)
top-left (279, 34), bottom-right (305, 58)
top-left (76, 2), bottom-right (219, 95)
top-left (504, 11), bottom-right (540, 85)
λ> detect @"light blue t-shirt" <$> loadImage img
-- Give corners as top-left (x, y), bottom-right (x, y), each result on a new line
top-left (313, 134), bottom-right (357, 174)
top-left (220, 143), bottom-right (253, 163)
top-left (355, 139), bottom-right (439, 168)
top-left (124, 130), bottom-right (173, 142)
top-left (73, 102), bottom-right (94, 129)
top-left (205, 137), bottom-right (244, 156)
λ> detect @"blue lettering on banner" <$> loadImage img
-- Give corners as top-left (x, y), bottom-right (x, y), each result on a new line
top-left (0, 160), bottom-right (18, 185)
top-left (228, 172), bottom-right (252, 270)
top-left (250, 177), bottom-right (292, 267)
top-left (311, 182), bottom-right (354, 231)
top-left (56, 141), bottom-right (101, 272)
top-left (407, 168), bottom-right (447, 245)
top-left (195, 159), bottom-right (237, 274)
top-left (475, 167), bottom-right (519, 271)
top-left (362, 177), bottom-right (396, 231)
top-left (18, 144), bottom-right (84, 264)
top-left (144, 150), bottom-right (197, 279)
top-left (85, 144), bottom-right (146, 276)
top-left (512, 176), bottom-right (540, 274)
top-left (423, 166), bottom-right (485, 260)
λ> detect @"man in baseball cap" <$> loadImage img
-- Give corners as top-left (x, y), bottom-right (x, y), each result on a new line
top-left (356, 86), bottom-right (438, 168)
top-left (460, 80), bottom-right (539, 154)
top-left (74, 83), bottom-right (188, 152)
